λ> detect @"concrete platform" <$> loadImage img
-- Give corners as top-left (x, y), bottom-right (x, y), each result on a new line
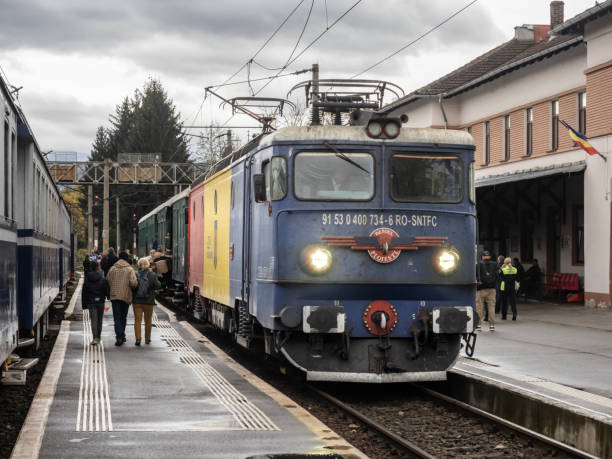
top-left (11, 283), bottom-right (364, 459)
top-left (449, 300), bottom-right (612, 457)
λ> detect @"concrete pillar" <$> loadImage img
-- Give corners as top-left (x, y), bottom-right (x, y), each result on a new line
top-left (584, 136), bottom-right (612, 308)
top-left (102, 158), bottom-right (110, 252)
top-left (87, 185), bottom-right (93, 253)
top-left (116, 196), bottom-right (120, 253)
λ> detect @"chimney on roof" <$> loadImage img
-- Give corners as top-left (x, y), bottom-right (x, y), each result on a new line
top-left (550, 1), bottom-right (564, 29)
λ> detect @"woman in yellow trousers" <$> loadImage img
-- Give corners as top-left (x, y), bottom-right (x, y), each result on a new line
top-left (132, 258), bottom-right (161, 345)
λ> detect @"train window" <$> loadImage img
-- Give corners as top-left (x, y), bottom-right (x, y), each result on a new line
top-left (263, 157), bottom-right (287, 201)
top-left (294, 152), bottom-right (373, 201)
top-left (214, 190), bottom-right (217, 214)
top-left (230, 180), bottom-right (235, 209)
top-left (389, 154), bottom-right (463, 203)
top-left (193, 201), bottom-right (196, 220)
top-left (200, 196), bottom-right (203, 216)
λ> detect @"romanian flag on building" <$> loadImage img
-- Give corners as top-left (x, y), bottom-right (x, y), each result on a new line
top-left (559, 119), bottom-right (601, 157)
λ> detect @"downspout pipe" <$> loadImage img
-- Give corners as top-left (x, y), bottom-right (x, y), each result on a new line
top-left (410, 93), bottom-right (448, 129)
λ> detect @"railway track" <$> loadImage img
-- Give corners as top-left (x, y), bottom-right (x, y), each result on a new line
top-left (310, 383), bottom-right (597, 459)
top-left (158, 296), bottom-right (597, 458)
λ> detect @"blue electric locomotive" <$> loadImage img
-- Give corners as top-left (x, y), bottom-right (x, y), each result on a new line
top-left (245, 124), bottom-right (476, 382)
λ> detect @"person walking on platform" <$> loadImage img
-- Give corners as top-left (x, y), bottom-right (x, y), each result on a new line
top-left (132, 257), bottom-right (161, 345)
top-left (476, 250), bottom-right (498, 331)
top-left (101, 247), bottom-right (118, 277)
top-left (495, 255), bottom-right (505, 314)
top-left (500, 257), bottom-right (519, 320)
top-left (82, 261), bottom-right (109, 345)
top-left (107, 251), bottom-right (138, 346)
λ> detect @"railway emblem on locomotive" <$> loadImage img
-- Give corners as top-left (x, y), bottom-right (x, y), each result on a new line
top-left (321, 229), bottom-right (447, 264)
top-left (367, 228), bottom-right (401, 263)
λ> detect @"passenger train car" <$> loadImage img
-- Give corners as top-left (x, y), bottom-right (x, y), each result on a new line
top-left (0, 73), bottom-right (73, 367)
top-left (140, 121), bottom-right (477, 382)
top-left (138, 188), bottom-right (190, 293)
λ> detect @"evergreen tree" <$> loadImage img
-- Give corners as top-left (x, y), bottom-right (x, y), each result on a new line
top-left (126, 79), bottom-right (189, 163)
top-left (89, 126), bottom-right (112, 161)
top-left (109, 97), bottom-right (135, 160)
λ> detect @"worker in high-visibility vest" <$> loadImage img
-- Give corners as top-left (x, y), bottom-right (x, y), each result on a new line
top-left (500, 257), bottom-right (519, 320)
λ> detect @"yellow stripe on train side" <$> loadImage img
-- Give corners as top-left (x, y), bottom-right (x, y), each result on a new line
top-left (203, 168), bottom-right (232, 306)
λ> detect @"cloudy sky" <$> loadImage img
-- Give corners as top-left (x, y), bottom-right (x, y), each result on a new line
top-left (0, 0), bottom-right (598, 158)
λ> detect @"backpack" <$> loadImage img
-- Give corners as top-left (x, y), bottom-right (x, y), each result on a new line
top-left (479, 260), bottom-right (497, 288)
top-left (135, 271), bottom-right (150, 298)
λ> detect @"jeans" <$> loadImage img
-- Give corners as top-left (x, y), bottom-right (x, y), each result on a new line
top-left (133, 304), bottom-right (154, 341)
top-left (111, 300), bottom-right (130, 339)
top-left (88, 303), bottom-right (105, 339)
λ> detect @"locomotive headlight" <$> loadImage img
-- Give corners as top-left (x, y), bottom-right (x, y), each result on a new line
top-left (301, 245), bottom-right (333, 275)
top-left (435, 249), bottom-right (459, 274)
top-left (383, 120), bottom-right (401, 138)
top-left (366, 121), bottom-right (383, 138)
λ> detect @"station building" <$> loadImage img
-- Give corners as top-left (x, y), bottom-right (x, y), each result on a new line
top-left (384, 1), bottom-right (612, 308)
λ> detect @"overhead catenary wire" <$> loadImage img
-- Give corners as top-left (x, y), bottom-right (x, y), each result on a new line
top-left (254, 0), bottom-right (364, 96)
top-left (186, 0), bottom-right (307, 130)
top-left (352, 0), bottom-right (480, 78)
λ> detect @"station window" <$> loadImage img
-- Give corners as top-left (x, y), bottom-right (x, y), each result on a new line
top-left (503, 115), bottom-right (510, 161)
top-left (578, 92), bottom-right (586, 134)
top-left (573, 206), bottom-right (584, 265)
top-left (526, 108), bottom-right (533, 156)
top-left (484, 121), bottom-right (490, 165)
top-left (551, 100), bottom-right (559, 151)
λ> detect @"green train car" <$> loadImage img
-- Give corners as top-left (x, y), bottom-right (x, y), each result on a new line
top-left (137, 188), bottom-right (190, 297)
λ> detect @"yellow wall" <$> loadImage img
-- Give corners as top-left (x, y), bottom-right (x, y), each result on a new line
top-left (203, 169), bottom-right (231, 306)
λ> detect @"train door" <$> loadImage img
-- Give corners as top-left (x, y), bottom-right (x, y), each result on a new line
top-left (246, 147), bottom-right (280, 317)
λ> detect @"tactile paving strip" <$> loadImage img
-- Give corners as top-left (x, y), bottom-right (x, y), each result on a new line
top-left (76, 310), bottom-right (113, 431)
top-left (152, 313), bottom-right (279, 431)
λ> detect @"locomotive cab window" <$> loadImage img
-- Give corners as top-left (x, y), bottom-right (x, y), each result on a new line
top-left (263, 156), bottom-right (287, 201)
top-left (294, 151), bottom-right (374, 201)
top-left (390, 154), bottom-right (463, 203)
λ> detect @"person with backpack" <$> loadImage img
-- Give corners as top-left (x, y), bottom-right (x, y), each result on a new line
top-left (107, 251), bottom-right (138, 346)
top-left (82, 261), bottom-right (109, 345)
top-left (132, 257), bottom-right (161, 345)
top-left (476, 250), bottom-right (498, 331)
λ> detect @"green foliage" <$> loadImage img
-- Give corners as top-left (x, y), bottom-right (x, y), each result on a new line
top-left (80, 78), bottom-right (190, 251)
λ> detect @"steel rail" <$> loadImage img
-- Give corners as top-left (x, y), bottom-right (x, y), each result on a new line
top-left (309, 386), bottom-right (435, 459)
top-left (415, 385), bottom-right (599, 459)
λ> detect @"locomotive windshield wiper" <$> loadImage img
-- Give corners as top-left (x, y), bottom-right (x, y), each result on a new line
top-left (324, 141), bottom-right (371, 175)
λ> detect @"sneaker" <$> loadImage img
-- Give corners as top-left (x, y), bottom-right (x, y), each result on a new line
top-left (90, 338), bottom-right (99, 346)
top-left (145, 340), bottom-right (151, 345)
top-left (489, 325), bottom-right (495, 331)
top-left (135, 340), bottom-right (141, 346)
top-left (122, 336), bottom-right (127, 343)
top-left (115, 338), bottom-right (123, 346)
top-left (475, 325), bottom-right (482, 331)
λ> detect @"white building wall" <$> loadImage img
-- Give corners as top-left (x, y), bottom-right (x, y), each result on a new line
top-left (454, 45), bottom-right (586, 125)
top-left (585, 15), bottom-right (612, 69)
top-left (584, 135), bottom-right (612, 306)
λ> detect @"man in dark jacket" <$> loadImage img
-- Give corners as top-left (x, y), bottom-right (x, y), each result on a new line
top-left (82, 261), bottom-right (109, 345)
top-left (132, 257), bottom-right (161, 345)
top-left (101, 247), bottom-right (119, 277)
top-left (476, 251), bottom-right (498, 331)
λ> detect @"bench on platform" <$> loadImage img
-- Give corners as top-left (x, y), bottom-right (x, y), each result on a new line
top-left (543, 272), bottom-right (580, 300)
